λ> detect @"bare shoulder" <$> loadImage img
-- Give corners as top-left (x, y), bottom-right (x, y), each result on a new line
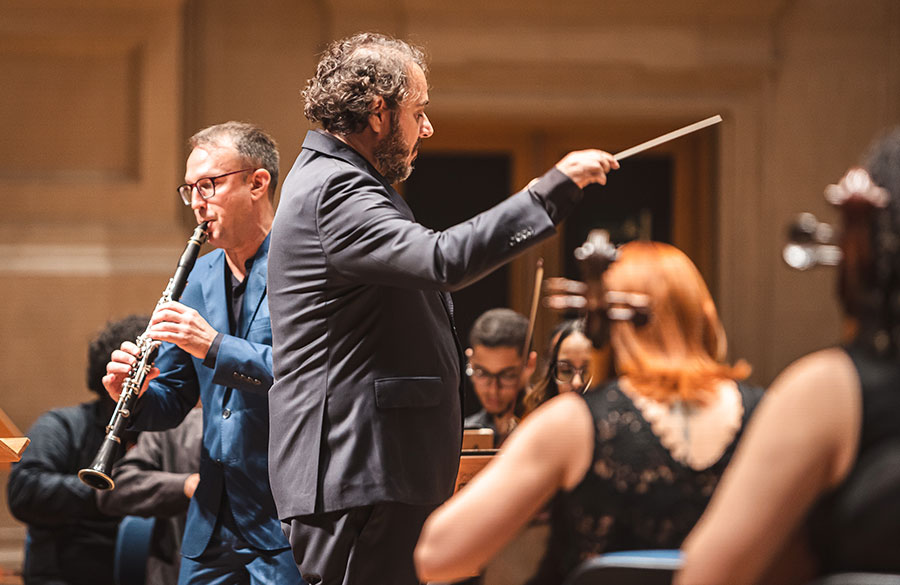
top-left (514, 392), bottom-right (594, 489)
top-left (758, 347), bottom-right (861, 485)
top-left (519, 392), bottom-right (593, 445)
top-left (768, 347), bottom-right (859, 401)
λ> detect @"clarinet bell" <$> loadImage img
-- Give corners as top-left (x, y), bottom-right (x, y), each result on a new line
top-left (77, 435), bottom-right (119, 491)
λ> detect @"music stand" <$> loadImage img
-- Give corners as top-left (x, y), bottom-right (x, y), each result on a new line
top-left (0, 406), bottom-right (30, 467)
top-left (462, 428), bottom-right (495, 450)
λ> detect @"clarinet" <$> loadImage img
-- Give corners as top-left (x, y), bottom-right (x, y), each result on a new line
top-left (78, 221), bottom-right (209, 490)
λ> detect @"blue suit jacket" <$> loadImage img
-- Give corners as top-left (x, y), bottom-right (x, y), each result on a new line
top-left (132, 234), bottom-right (288, 558)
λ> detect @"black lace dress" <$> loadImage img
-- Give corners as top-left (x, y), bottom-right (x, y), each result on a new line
top-left (526, 380), bottom-right (763, 585)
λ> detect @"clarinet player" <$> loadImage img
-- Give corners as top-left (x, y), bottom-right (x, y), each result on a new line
top-left (103, 122), bottom-right (305, 585)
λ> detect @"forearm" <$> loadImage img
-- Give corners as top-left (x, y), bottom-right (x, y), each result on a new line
top-left (96, 468), bottom-right (191, 518)
top-left (8, 467), bottom-right (105, 524)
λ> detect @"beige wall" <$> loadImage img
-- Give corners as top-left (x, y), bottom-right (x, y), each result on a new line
top-left (1, 0), bottom-right (899, 572)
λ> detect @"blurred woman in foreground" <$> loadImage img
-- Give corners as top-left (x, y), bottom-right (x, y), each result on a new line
top-left (679, 129), bottom-right (900, 585)
top-left (415, 239), bottom-right (762, 584)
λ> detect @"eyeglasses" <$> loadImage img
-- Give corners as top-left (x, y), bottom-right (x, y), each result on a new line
top-left (554, 361), bottom-right (592, 387)
top-left (177, 168), bottom-right (254, 205)
top-left (466, 364), bottom-right (521, 389)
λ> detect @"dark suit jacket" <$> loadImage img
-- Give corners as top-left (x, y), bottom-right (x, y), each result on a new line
top-left (267, 130), bottom-right (582, 518)
top-left (131, 235), bottom-right (288, 558)
top-left (8, 401), bottom-right (121, 585)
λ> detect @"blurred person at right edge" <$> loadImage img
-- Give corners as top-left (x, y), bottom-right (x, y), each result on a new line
top-left (678, 129), bottom-right (900, 585)
top-left (415, 240), bottom-right (764, 584)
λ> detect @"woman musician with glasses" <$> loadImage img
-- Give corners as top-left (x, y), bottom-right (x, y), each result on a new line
top-left (523, 319), bottom-right (598, 417)
top-left (414, 240), bottom-right (764, 585)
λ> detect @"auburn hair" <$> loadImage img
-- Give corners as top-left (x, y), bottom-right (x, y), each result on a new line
top-left (603, 241), bottom-right (749, 404)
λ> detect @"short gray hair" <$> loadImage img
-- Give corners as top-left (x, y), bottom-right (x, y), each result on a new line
top-left (189, 121), bottom-right (280, 199)
top-left (303, 33), bottom-right (427, 136)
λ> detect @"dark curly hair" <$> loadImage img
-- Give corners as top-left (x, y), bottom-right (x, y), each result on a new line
top-left (303, 32), bottom-right (427, 136)
top-left (86, 314), bottom-right (149, 399)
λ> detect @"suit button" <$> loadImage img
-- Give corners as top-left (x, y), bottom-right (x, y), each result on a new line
top-left (222, 408), bottom-right (231, 419)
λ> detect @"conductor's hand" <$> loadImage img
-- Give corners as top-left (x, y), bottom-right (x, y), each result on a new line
top-left (555, 149), bottom-right (620, 189)
top-left (145, 301), bottom-right (218, 360)
top-left (102, 340), bottom-right (159, 401)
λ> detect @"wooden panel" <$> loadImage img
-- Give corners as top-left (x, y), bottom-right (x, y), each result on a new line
top-left (0, 42), bottom-right (140, 181)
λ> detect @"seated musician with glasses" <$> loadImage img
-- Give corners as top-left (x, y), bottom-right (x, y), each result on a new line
top-left (415, 240), bottom-right (764, 584)
top-left (464, 308), bottom-right (537, 448)
top-left (523, 319), bottom-right (597, 416)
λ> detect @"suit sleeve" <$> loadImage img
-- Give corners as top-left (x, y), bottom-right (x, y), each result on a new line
top-left (130, 340), bottom-right (199, 432)
top-left (7, 412), bottom-right (110, 525)
top-left (208, 333), bottom-right (273, 395)
top-left (95, 428), bottom-right (191, 519)
top-left (319, 167), bottom-right (580, 292)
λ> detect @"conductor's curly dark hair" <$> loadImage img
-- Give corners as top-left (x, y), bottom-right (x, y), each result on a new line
top-left (86, 314), bottom-right (149, 399)
top-left (303, 32), bottom-right (427, 136)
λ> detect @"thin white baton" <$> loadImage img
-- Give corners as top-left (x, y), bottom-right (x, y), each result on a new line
top-left (614, 115), bottom-right (723, 161)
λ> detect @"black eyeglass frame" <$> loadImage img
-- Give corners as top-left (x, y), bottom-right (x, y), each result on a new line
top-left (465, 363), bottom-right (523, 389)
top-left (553, 360), bottom-right (593, 387)
top-left (177, 168), bottom-right (255, 205)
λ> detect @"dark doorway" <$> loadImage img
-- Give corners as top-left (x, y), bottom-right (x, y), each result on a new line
top-left (564, 155), bottom-right (674, 279)
top-left (403, 151), bottom-right (512, 416)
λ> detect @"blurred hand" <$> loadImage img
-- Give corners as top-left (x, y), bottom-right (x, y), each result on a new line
top-left (102, 340), bottom-right (159, 401)
top-left (183, 473), bottom-right (200, 499)
top-left (555, 149), bottom-right (620, 188)
top-left (146, 301), bottom-right (218, 360)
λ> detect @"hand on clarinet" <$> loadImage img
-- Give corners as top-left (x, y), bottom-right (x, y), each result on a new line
top-left (146, 301), bottom-right (218, 360)
top-left (102, 341), bottom-right (159, 401)
top-left (555, 149), bottom-right (620, 189)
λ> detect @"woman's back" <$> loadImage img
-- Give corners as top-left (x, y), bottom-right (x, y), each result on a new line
top-left (530, 380), bottom-right (763, 584)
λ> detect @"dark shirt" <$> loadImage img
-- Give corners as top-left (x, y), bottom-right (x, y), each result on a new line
top-left (204, 255), bottom-right (254, 367)
top-left (7, 400), bottom-right (124, 585)
top-left (807, 343), bottom-right (900, 574)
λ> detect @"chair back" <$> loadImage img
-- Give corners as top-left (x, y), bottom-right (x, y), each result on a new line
top-left (114, 515), bottom-right (155, 585)
top-left (807, 574), bottom-right (900, 585)
top-left (564, 549), bottom-right (682, 585)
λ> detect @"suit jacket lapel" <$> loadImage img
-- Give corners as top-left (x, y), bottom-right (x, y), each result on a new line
top-left (238, 234), bottom-right (270, 339)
